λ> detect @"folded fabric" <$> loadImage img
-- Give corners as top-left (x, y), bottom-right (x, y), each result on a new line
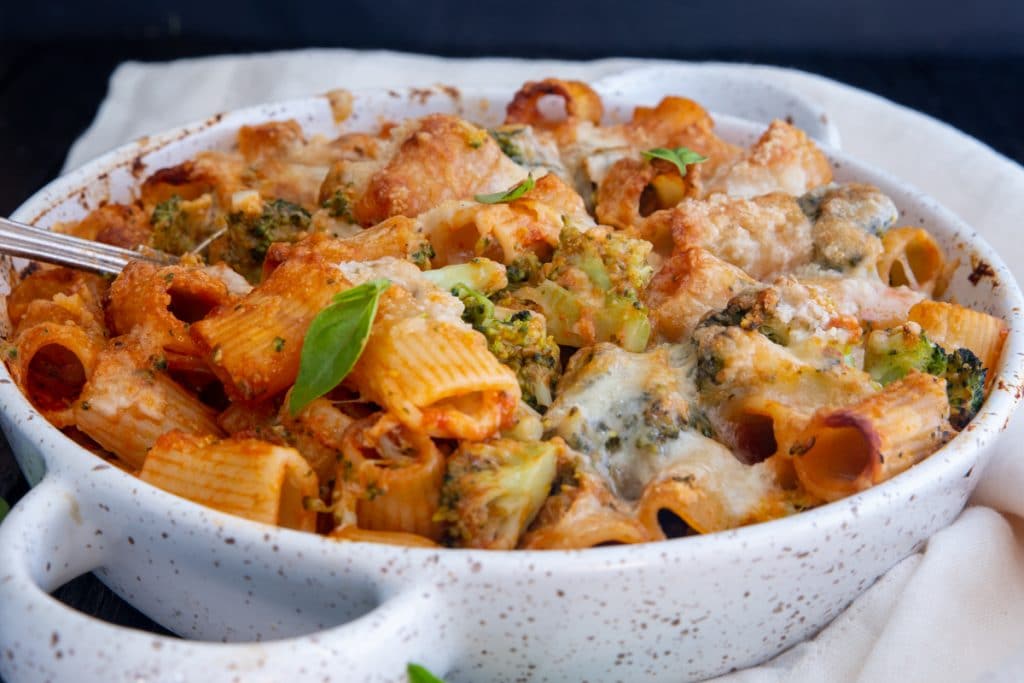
top-left (62, 49), bottom-right (1024, 682)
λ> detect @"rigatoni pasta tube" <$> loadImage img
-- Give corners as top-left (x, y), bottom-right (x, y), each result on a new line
top-left (877, 227), bottom-right (947, 296)
top-left (277, 393), bottom-right (355, 484)
top-left (636, 435), bottom-right (788, 537)
top-left (7, 322), bottom-right (102, 428)
top-left (140, 432), bottom-right (318, 531)
top-left (349, 285), bottom-right (520, 440)
top-left (335, 413), bottom-right (445, 540)
top-left (74, 333), bottom-right (221, 469)
top-left (191, 252), bottom-right (350, 402)
top-left (791, 372), bottom-right (952, 503)
top-left (107, 262), bottom-right (235, 357)
top-left (520, 461), bottom-right (651, 550)
top-left (908, 299), bottom-right (1008, 386)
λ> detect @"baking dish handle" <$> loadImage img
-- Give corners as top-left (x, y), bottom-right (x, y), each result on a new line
top-left (0, 476), bottom-right (454, 683)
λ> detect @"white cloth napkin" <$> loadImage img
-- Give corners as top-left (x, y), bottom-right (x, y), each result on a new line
top-left (63, 49), bottom-right (1024, 682)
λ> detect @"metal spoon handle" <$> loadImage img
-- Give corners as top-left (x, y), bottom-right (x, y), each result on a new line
top-left (0, 215), bottom-right (176, 275)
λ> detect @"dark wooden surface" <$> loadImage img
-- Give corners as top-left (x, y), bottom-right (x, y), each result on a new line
top-left (1, 41), bottom-right (1024, 672)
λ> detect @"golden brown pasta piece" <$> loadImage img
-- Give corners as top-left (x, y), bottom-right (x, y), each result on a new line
top-left (644, 247), bottom-right (758, 343)
top-left (668, 192), bottom-right (814, 279)
top-left (70, 203), bottom-right (151, 248)
top-left (505, 78), bottom-right (604, 131)
top-left (627, 96), bottom-right (744, 182)
top-left (7, 322), bottom-right (102, 428)
top-left (636, 446), bottom-right (789, 537)
top-left (6, 267), bottom-right (107, 332)
top-left (594, 157), bottom-right (701, 239)
top-left (107, 262), bottom-right (235, 357)
top-left (328, 526), bottom-right (439, 547)
top-left (520, 460), bottom-right (651, 550)
top-left (334, 413), bottom-right (445, 540)
top-left (74, 333), bottom-right (222, 468)
top-left (908, 300), bottom-right (1008, 385)
top-left (706, 120), bottom-right (832, 198)
top-left (791, 372), bottom-right (952, 502)
top-left (420, 196), bottom-right (564, 267)
top-left (191, 252), bottom-right (350, 402)
top-left (262, 216), bottom-right (431, 276)
top-left (237, 120), bottom-right (305, 162)
top-left (520, 172), bottom-right (593, 228)
top-left (352, 114), bottom-right (526, 225)
top-left (140, 431), bottom-right (318, 532)
top-left (277, 392), bottom-right (355, 484)
top-left (139, 159), bottom-right (226, 208)
top-left (877, 227), bottom-right (948, 296)
top-left (350, 286), bottom-right (520, 440)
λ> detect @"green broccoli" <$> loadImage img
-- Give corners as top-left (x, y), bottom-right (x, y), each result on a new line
top-left (452, 283), bottom-right (561, 410)
top-left (436, 439), bottom-right (559, 549)
top-left (321, 189), bottom-right (356, 222)
top-left (221, 198), bottom-right (312, 282)
top-left (505, 252), bottom-right (542, 286)
top-left (863, 323), bottom-right (948, 386)
top-left (944, 347), bottom-right (986, 430)
top-left (513, 225), bottom-right (654, 352)
top-left (150, 194), bottom-right (218, 255)
top-left (698, 287), bottom-right (787, 345)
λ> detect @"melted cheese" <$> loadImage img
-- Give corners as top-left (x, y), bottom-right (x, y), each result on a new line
top-left (334, 257), bottom-right (465, 326)
top-left (545, 343), bottom-right (708, 499)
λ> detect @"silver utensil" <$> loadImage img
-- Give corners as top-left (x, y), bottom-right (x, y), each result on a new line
top-left (0, 215), bottom-right (178, 275)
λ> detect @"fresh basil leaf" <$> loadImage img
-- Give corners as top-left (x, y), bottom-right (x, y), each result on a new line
top-left (641, 147), bottom-right (708, 176)
top-left (288, 279), bottom-right (390, 416)
top-left (0, 496), bottom-right (8, 523)
top-left (474, 174), bottom-right (535, 204)
top-left (407, 663), bottom-right (447, 683)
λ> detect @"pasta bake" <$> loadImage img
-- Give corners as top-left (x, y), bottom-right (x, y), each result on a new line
top-left (2, 79), bottom-right (1008, 550)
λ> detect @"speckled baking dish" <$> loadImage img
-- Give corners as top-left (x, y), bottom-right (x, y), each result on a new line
top-left (0, 68), bottom-right (1021, 683)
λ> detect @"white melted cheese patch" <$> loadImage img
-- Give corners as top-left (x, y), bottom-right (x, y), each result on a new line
top-left (334, 257), bottom-right (466, 325)
top-left (545, 343), bottom-right (733, 500)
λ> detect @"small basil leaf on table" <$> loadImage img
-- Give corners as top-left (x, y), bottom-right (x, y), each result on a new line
top-left (474, 174), bottom-right (535, 204)
top-left (0, 496), bottom-right (8, 523)
top-left (407, 663), bottom-right (447, 683)
top-left (641, 146), bottom-right (708, 176)
top-left (288, 278), bottom-right (390, 416)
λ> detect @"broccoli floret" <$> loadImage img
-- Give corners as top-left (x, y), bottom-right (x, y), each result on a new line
top-left (547, 225), bottom-right (652, 299)
top-left (944, 347), bottom-right (986, 430)
top-left (513, 226), bottom-right (654, 352)
top-left (222, 198), bottom-right (311, 282)
top-left (422, 258), bottom-right (508, 294)
top-left (150, 194), bottom-right (217, 255)
top-left (436, 439), bottom-right (559, 549)
top-left (698, 288), bottom-right (787, 345)
top-left (320, 190), bottom-right (356, 222)
top-left (409, 242), bottom-right (436, 269)
top-left (453, 284), bottom-right (561, 410)
top-left (505, 252), bottom-right (542, 286)
top-left (863, 323), bottom-right (948, 386)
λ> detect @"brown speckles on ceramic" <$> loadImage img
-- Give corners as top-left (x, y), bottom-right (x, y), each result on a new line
top-left (0, 76), bottom-right (1022, 683)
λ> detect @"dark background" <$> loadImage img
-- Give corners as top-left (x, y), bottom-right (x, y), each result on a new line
top-left (1, 0), bottom-right (1023, 662)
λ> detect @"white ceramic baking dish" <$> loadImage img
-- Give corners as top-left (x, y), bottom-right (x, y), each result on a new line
top-left (0, 69), bottom-right (1021, 683)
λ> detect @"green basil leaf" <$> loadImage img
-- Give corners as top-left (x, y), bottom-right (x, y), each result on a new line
top-left (288, 279), bottom-right (390, 416)
top-left (0, 496), bottom-right (8, 523)
top-left (407, 663), bottom-right (447, 683)
top-left (474, 174), bottom-right (535, 204)
top-left (641, 146), bottom-right (708, 176)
